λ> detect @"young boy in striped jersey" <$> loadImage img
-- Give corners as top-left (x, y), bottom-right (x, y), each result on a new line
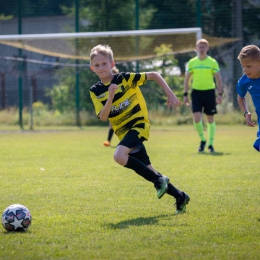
top-left (89, 44), bottom-right (190, 214)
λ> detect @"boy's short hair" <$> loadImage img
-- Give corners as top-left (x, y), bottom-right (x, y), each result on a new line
top-left (237, 45), bottom-right (260, 61)
top-left (90, 45), bottom-right (114, 65)
top-left (196, 38), bottom-right (209, 47)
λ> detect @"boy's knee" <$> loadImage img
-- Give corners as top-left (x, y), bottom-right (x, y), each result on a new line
top-left (113, 152), bottom-right (126, 166)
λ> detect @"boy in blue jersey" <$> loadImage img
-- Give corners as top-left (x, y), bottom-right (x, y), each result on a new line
top-left (237, 45), bottom-right (260, 152)
top-left (89, 44), bottom-right (190, 214)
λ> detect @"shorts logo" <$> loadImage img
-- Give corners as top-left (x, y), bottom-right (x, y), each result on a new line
top-left (248, 86), bottom-right (253, 90)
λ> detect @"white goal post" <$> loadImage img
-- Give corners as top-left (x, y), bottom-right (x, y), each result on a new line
top-left (0, 27), bottom-right (202, 41)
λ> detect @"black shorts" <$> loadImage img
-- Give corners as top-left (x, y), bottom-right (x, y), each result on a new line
top-left (191, 89), bottom-right (217, 115)
top-left (118, 129), bottom-right (151, 165)
top-left (118, 129), bottom-right (145, 149)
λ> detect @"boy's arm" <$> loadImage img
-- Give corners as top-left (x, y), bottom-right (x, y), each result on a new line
top-left (214, 72), bottom-right (223, 104)
top-left (183, 72), bottom-right (192, 106)
top-left (99, 84), bottom-right (118, 121)
top-left (146, 72), bottom-right (181, 108)
top-left (237, 95), bottom-right (255, 127)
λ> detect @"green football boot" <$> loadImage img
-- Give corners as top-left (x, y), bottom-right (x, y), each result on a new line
top-left (154, 175), bottom-right (169, 199)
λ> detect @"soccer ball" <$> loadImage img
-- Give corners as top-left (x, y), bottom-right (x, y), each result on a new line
top-left (2, 204), bottom-right (32, 232)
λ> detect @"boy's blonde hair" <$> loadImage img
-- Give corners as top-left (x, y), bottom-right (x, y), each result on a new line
top-left (237, 45), bottom-right (260, 61)
top-left (112, 66), bottom-right (119, 74)
top-left (196, 38), bottom-right (209, 47)
top-left (90, 45), bottom-right (114, 65)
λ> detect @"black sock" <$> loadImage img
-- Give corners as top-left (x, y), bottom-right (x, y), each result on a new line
top-left (124, 156), bottom-right (160, 182)
top-left (167, 183), bottom-right (182, 199)
top-left (107, 129), bottom-right (114, 141)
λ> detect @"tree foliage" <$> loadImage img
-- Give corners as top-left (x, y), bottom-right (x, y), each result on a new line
top-left (4, 0), bottom-right (257, 114)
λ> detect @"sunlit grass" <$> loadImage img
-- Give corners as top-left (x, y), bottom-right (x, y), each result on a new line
top-left (0, 125), bottom-right (259, 260)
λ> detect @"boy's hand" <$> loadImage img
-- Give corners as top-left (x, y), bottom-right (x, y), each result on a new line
top-left (245, 113), bottom-right (255, 127)
top-left (167, 92), bottom-right (182, 108)
top-left (108, 84), bottom-right (118, 99)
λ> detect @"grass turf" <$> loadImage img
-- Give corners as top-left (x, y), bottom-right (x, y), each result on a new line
top-left (0, 125), bottom-right (259, 260)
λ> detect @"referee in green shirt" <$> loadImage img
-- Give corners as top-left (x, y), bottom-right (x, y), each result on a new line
top-left (183, 39), bottom-right (223, 152)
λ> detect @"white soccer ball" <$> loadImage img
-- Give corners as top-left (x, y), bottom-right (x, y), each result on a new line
top-left (2, 204), bottom-right (32, 232)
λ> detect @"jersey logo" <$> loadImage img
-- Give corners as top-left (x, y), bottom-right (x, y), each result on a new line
top-left (110, 99), bottom-right (130, 114)
top-left (248, 86), bottom-right (253, 90)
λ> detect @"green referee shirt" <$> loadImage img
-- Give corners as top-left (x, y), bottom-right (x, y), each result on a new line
top-left (187, 56), bottom-right (220, 90)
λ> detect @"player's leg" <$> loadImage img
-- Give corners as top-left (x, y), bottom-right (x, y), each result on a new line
top-left (206, 115), bottom-right (216, 152)
top-left (204, 89), bottom-right (217, 152)
top-left (191, 90), bottom-right (206, 151)
top-left (253, 114), bottom-right (260, 152)
top-left (103, 123), bottom-right (114, 146)
top-left (128, 143), bottom-right (169, 199)
top-left (159, 173), bottom-right (190, 213)
top-left (114, 130), bottom-right (168, 199)
top-left (130, 143), bottom-right (190, 213)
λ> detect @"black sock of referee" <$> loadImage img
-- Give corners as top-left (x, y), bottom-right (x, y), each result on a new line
top-left (124, 156), bottom-right (160, 182)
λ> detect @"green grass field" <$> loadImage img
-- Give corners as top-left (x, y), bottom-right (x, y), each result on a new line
top-left (0, 125), bottom-right (259, 260)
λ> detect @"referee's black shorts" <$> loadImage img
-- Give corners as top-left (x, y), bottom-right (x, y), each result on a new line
top-left (191, 89), bottom-right (217, 115)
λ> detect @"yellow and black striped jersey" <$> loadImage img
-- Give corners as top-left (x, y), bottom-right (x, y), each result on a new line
top-left (90, 72), bottom-right (150, 141)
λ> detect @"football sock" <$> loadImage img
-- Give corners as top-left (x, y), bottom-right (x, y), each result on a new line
top-left (166, 183), bottom-right (182, 199)
top-left (125, 156), bottom-right (160, 182)
top-left (107, 128), bottom-right (114, 142)
top-left (207, 122), bottom-right (216, 146)
top-left (194, 121), bottom-right (206, 141)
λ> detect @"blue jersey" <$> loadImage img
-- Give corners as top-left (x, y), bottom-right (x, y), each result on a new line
top-left (236, 74), bottom-right (260, 115)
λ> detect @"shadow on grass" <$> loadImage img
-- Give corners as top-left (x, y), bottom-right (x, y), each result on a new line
top-left (105, 214), bottom-right (170, 229)
top-left (2, 230), bottom-right (31, 235)
top-left (197, 151), bottom-right (230, 156)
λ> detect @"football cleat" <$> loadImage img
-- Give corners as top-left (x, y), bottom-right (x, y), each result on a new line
top-left (198, 140), bottom-right (206, 152)
top-left (175, 192), bottom-right (190, 214)
top-left (154, 175), bottom-right (169, 199)
top-left (208, 145), bottom-right (215, 153)
top-left (103, 140), bottom-right (110, 147)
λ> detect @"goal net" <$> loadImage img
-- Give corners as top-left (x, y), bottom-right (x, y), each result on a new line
top-left (0, 28), bottom-right (238, 128)
top-left (0, 28), bottom-right (203, 62)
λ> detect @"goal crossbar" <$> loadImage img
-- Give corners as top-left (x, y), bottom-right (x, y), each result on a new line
top-left (0, 28), bottom-right (202, 41)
